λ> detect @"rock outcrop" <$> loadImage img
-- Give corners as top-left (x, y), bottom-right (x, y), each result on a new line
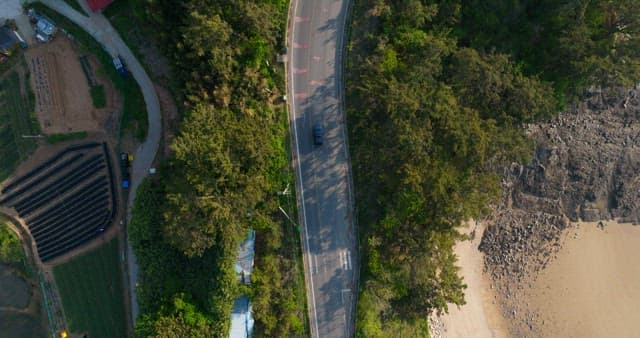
top-left (479, 86), bottom-right (640, 336)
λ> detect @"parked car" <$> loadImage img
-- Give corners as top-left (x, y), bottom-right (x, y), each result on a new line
top-left (113, 56), bottom-right (128, 77)
top-left (120, 152), bottom-right (130, 188)
top-left (120, 152), bottom-right (130, 168)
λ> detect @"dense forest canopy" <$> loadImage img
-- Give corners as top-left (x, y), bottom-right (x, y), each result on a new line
top-left (348, 0), bottom-right (640, 336)
top-left (127, 0), bottom-right (305, 336)
top-left (459, 0), bottom-right (640, 95)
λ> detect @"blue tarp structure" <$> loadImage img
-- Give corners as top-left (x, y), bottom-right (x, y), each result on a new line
top-left (234, 229), bottom-right (255, 284)
top-left (230, 296), bottom-right (254, 338)
top-left (229, 230), bottom-right (255, 337)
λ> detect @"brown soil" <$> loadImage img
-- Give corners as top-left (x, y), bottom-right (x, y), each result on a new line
top-left (1, 218), bottom-right (60, 337)
top-left (0, 263), bottom-right (31, 308)
top-left (156, 84), bottom-right (178, 158)
top-left (25, 35), bottom-right (120, 135)
top-left (91, 56), bottom-right (121, 136)
top-left (526, 221), bottom-right (640, 338)
top-left (0, 263), bottom-right (48, 338)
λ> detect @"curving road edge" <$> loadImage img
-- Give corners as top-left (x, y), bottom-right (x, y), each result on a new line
top-left (37, 0), bottom-right (161, 329)
top-left (286, 0), bottom-right (357, 336)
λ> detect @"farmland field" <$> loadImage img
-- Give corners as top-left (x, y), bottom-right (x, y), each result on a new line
top-left (0, 67), bottom-right (40, 181)
top-left (0, 221), bottom-right (48, 338)
top-left (53, 239), bottom-right (127, 338)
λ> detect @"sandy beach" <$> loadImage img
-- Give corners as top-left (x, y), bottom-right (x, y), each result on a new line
top-left (436, 223), bottom-right (509, 338)
top-left (436, 220), bottom-right (640, 338)
top-left (525, 221), bottom-right (640, 338)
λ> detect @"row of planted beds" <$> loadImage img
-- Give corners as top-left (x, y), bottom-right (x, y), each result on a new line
top-left (0, 142), bottom-right (117, 262)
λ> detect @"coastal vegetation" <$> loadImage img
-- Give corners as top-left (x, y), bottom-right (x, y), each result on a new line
top-left (347, 0), bottom-right (640, 335)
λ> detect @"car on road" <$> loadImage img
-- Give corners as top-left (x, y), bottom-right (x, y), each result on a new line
top-left (120, 152), bottom-right (131, 188)
top-left (113, 56), bottom-right (128, 77)
top-left (120, 152), bottom-right (130, 168)
top-left (313, 124), bottom-right (324, 145)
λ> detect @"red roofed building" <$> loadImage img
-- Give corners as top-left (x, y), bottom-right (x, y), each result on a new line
top-left (86, 0), bottom-right (114, 12)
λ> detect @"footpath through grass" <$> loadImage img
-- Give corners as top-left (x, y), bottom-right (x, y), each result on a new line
top-left (0, 69), bottom-right (40, 182)
top-left (53, 239), bottom-right (127, 338)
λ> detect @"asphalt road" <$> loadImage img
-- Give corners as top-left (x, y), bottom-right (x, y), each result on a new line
top-left (37, 0), bottom-right (162, 326)
top-left (288, 0), bottom-right (357, 337)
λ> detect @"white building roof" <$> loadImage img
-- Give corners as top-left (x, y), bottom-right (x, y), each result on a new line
top-left (234, 229), bottom-right (255, 284)
top-left (230, 296), bottom-right (254, 338)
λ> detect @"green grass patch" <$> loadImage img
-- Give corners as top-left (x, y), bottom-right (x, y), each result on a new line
top-left (0, 222), bottom-right (26, 267)
top-left (45, 131), bottom-right (87, 144)
top-left (31, 3), bottom-right (148, 141)
top-left (53, 239), bottom-right (127, 338)
top-left (120, 79), bottom-right (147, 141)
top-left (61, 0), bottom-right (88, 16)
top-left (89, 85), bottom-right (106, 108)
top-left (0, 70), bottom-right (40, 182)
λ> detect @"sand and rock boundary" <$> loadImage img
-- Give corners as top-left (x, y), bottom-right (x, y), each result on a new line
top-left (480, 86), bottom-right (640, 336)
top-left (437, 86), bottom-right (640, 337)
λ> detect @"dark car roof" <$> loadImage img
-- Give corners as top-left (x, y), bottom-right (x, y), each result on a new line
top-left (313, 124), bottom-right (323, 145)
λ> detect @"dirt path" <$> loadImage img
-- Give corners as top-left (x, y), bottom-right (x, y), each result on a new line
top-left (434, 222), bottom-right (509, 338)
top-left (525, 221), bottom-right (640, 338)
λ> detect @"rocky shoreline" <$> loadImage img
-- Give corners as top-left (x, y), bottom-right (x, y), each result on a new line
top-left (479, 86), bottom-right (640, 336)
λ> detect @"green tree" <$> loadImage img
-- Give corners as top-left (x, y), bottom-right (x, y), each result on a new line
top-left (0, 223), bottom-right (23, 265)
top-left (164, 103), bottom-right (273, 257)
top-left (135, 294), bottom-right (212, 338)
top-left (447, 48), bottom-right (556, 124)
top-left (348, 0), bottom-right (566, 333)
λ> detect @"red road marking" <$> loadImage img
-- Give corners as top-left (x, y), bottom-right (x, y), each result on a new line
top-left (294, 16), bottom-right (310, 23)
top-left (309, 80), bottom-right (322, 86)
top-left (294, 93), bottom-right (308, 99)
top-left (293, 68), bottom-right (308, 74)
top-left (312, 56), bottom-right (321, 62)
top-left (293, 42), bottom-right (309, 48)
